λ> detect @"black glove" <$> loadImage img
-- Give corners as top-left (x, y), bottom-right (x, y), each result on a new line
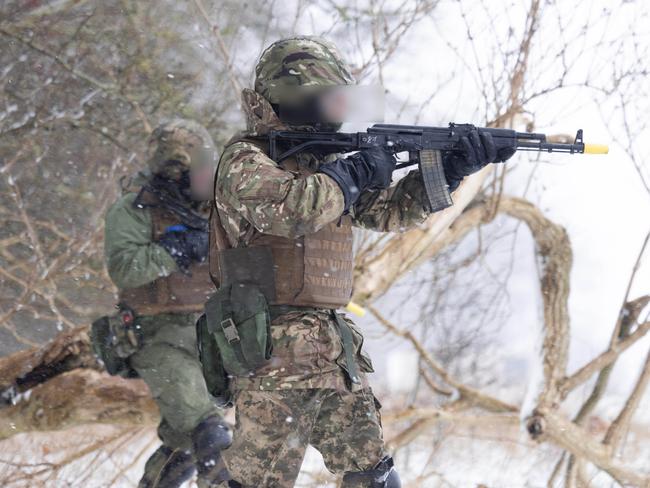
top-left (158, 225), bottom-right (209, 270)
top-left (318, 146), bottom-right (396, 211)
top-left (442, 128), bottom-right (505, 192)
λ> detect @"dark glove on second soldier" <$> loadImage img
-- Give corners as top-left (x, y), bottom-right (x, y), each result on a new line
top-left (318, 146), bottom-right (397, 211)
top-left (157, 225), bottom-right (209, 271)
top-left (442, 128), bottom-right (514, 192)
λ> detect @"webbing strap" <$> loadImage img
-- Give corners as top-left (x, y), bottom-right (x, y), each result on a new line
top-left (220, 299), bottom-right (247, 367)
top-left (331, 310), bottom-right (361, 385)
top-left (269, 305), bottom-right (322, 322)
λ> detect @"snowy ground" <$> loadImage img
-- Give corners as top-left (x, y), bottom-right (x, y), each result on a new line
top-left (1, 386), bottom-right (648, 487)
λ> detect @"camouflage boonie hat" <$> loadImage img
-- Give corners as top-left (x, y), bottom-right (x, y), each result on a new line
top-left (146, 119), bottom-right (217, 179)
top-left (254, 36), bottom-right (355, 104)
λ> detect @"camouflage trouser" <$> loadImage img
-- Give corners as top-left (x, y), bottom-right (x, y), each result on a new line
top-left (129, 312), bottom-right (221, 450)
top-left (220, 387), bottom-right (386, 487)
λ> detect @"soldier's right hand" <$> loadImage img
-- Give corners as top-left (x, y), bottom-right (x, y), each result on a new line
top-left (184, 228), bottom-right (209, 262)
top-left (157, 226), bottom-right (209, 270)
top-left (318, 146), bottom-right (396, 212)
top-left (357, 145), bottom-right (398, 190)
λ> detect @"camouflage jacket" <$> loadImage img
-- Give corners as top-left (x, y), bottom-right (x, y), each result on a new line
top-left (215, 89), bottom-right (432, 391)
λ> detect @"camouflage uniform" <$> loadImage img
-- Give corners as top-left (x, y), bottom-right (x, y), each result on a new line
top-left (104, 120), bottom-right (223, 487)
top-left (212, 37), bottom-right (436, 487)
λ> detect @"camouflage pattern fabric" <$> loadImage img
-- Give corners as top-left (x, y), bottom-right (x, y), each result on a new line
top-left (210, 37), bottom-right (437, 484)
top-left (214, 38), bottom-right (433, 391)
top-left (228, 310), bottom-right (373, 393)
top-left (254, 36), bottom-right (355, 104)
top-left (238, 88), bottom-right (289, 136)
top-left (215, 137), bottom-right (345, 243)
top-left (146, 118), bottom-right (217, 179)
top-left (218, 388), bottom-right (384, 487)
top-left (350, 167), bottom-right (431, 232)
top-left (217, 132), bottom-right (430, 239)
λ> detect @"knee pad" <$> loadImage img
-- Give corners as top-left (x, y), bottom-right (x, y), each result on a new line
top-left (192, 416), bottom-right (233, 486)
top-left (342, 456), bottom-right (401, 488)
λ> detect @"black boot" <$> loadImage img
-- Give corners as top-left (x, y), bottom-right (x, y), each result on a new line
top-left (192, 415), bottom-right (233, 488)
top-left (341, 456), bottom-right (401, 488)
top-left (138, 445), bottom-right (195, 488)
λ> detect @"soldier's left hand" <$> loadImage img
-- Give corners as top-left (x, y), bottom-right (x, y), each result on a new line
top-left (460, 128), bottom-right (498, 169)
top-left (442, 128), bottom-right (499, 191)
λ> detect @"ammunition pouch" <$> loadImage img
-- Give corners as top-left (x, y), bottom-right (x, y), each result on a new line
top-left (90, 305), bottom-right (141, 377)
top-left (198, 283), bottom-right (273, 382)
top-left (196, 313), bottom-right (231, 405)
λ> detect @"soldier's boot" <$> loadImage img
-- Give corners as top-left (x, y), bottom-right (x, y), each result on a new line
top-left (138, 445), bottom-right (195, 488)
top-left (341, 456), bottom-right (401, 488)
top-left (192, 415), bottom-right (233, 488)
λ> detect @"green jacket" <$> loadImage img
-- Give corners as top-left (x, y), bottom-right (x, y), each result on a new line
top-left (104, 192), bottom-right (179, 291)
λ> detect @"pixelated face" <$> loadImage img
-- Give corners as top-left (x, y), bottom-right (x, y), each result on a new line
top-left (318, 85), bottom-right (384, 124)
top-left (189, 159), bottom-right (216, 201)
top-left (275, 85), bottom-right (385, 126)
top-left (319, 87), bottom-right (349, 124)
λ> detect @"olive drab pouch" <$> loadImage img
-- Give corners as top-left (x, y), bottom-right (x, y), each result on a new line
top-left (333, 312), bottom-right (374, 389)
top-left (90, 305), bottom-right (141, 377)
top-left (196, 313), bottom-right (232, 406)
top-left (202, 283), bottom-right (272, 376)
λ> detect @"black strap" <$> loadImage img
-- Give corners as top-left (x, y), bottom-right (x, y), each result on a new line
top-left (268, 305), bottom-right (321, 322)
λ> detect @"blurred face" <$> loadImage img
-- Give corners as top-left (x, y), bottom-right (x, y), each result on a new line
top-left (276, 85), bottom-right (384, 128)
top-left (318, 88), bottom-right (349, 124)
top-left (189, 163), bottom-right (216, 201)
top-left (315, 85), bottom-right (385, 124)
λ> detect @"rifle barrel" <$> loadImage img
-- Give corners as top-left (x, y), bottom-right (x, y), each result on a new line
top-left (516, 140), bottom-right (585, 154)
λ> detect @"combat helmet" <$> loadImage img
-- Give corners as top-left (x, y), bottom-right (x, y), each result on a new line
top-left (254, 36), bottom-right (355, 106)
top-left (146, 119), bottom-right (217, 180)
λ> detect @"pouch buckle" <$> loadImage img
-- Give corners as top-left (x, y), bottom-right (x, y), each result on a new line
top-left (220, 317), bottom-right (240, 343)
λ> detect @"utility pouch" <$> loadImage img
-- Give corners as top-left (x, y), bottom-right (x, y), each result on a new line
top-left (203, 283), bottom-right (272, 376)
top-left (90, 304), bottom-right (141, 377)
top-left (333, 313), bottom-right (375, 389)
top-left (196, 313), bottom-right (232, 406)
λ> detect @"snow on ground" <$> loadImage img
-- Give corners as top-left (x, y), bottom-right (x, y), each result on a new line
top-left (2, 402), bottom-right (648, 488)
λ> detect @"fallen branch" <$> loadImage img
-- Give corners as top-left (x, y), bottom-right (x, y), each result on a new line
top-left (0, 369), bottom-right (157, 440)
top-left (527, 408), bottom-right (648, 486)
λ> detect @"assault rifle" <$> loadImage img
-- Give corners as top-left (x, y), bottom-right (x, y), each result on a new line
top-left (264, 123), bottom-right (609, 212)
top-left (137, 178), bottom-right (208, 232)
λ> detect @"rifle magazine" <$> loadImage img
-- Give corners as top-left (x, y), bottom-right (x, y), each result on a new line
top-left (419, 149), bottom-right (453, 213)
